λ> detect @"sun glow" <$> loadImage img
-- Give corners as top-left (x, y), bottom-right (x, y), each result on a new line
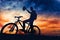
top-left (0, 10), bottom-right (60, 36)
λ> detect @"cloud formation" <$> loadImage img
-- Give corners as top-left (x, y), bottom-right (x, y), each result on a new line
top-left (0, 0), bottom-right (60, 12)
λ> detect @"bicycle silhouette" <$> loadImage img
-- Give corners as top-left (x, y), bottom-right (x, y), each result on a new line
top-left (1, 16), bottom-right (40, 35)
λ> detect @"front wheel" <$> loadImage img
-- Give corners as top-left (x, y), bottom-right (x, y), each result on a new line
top-left (1, 23), bottom-right (18, 34)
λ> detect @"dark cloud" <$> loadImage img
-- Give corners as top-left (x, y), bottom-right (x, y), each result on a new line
top-left (24, 0), bottom-right (60, 12)
top-left (0, 0), bottom-right (23, 1)
top-left (0, 0), bottom-right (60, 12)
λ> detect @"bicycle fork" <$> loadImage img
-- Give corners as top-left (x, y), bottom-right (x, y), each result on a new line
top-left (9, 22), bottom-right (18, 32)
top-left (9, 25), bottom-right (15, 32)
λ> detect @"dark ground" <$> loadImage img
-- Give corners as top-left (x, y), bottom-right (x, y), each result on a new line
top-left (0, 33), bottom-right (60, 40)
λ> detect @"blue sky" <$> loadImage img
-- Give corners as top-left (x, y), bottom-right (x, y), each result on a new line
top-left (0, 0), bottom-right (60, 15)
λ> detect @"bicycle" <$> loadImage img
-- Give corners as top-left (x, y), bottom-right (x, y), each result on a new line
top-left (1, 16), bottom-right (40, 35)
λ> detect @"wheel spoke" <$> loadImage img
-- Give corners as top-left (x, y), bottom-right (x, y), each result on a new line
top-left (1, 23), bottom-right (18, 34)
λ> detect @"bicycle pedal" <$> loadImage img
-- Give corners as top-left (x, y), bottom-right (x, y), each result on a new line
top-left (20, 29), bottom-right (24, 31)
top-left (24, 30), bottom-right (27, 33)
top-left (9, 30), bottom-right (13, 32)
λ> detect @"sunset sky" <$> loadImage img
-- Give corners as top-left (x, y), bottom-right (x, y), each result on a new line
top-left (0, 0), bottom-right (60, 36)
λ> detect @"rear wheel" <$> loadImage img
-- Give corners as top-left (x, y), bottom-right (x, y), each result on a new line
top-left (1, 23), bottom-right (18, 34)
top-left (28, 25), bottom-right (40, 35)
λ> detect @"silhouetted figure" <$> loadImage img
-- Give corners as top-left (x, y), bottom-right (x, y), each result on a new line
top-left (22, 6), bottom-right (37, 33)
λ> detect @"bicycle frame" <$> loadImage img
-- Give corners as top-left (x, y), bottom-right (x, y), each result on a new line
top-left (14, 19), bottom-right (30, 30)
top-left (15, 20), bottom-right (23, 28)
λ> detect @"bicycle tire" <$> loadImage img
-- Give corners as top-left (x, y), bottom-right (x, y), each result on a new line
top-left (28, 25), bottom-right (40, 35)
top-left (1, 23), bottom-right (18, 34)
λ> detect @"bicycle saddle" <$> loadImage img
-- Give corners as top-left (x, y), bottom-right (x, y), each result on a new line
top-left (15, 16), bottom-right (23, 18)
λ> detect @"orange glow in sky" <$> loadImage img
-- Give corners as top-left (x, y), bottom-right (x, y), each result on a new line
top-left (0, 10), bottom-right (60, 36)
